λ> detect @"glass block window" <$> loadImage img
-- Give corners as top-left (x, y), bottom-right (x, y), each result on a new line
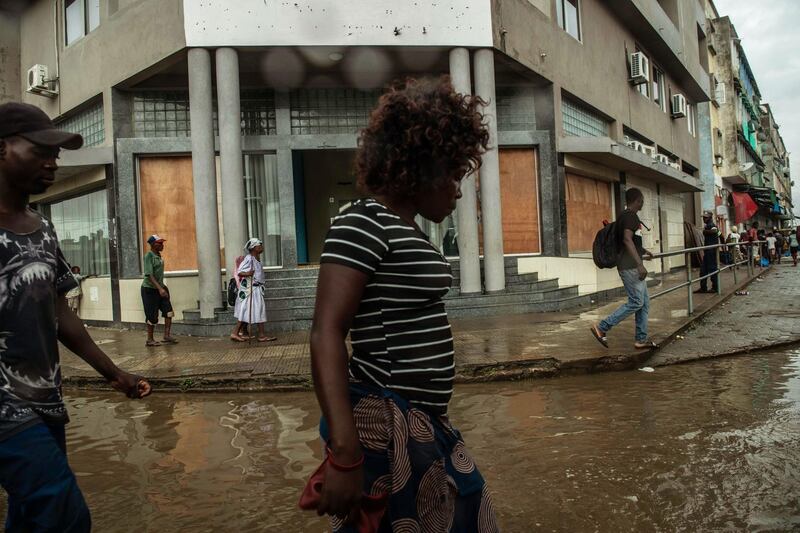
top-left (133, 91), bottom-right (194, 138)
top-left (497, 87), bottom-right (536, 131)
top-left (241, 90), bottom-right (277, 135)
top-left (133, 90), bottom-right (277, 137)
top-left (56, 100), bottom-right (104, 147)
top-left (289, 89), bottom-right (382, 134)
top-left (562, 98), bottom-right (608, 137)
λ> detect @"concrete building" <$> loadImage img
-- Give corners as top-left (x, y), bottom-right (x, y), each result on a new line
top-left (1, 0), bottom-right (710, 332)
top-left (760, 104), bottom-right (793, 229)
top-left (700, 3), bottom-right (791, 235)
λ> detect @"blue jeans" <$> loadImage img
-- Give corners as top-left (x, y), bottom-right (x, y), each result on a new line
top-left (599, 268), bottom-right (650, 343)
top-left (0, 423), bottom-right (91, 532)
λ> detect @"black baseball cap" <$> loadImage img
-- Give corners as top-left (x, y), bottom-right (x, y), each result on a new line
top-left (0, 102), bottom-right (83, 150)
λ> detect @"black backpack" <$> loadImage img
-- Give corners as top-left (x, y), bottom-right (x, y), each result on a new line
top-left (592, 221), bottom-right (619, 269)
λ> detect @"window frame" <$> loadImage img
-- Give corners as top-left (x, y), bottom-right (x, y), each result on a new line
top-left (687, 102), bottom-right (696, 137)
top-left (556, 0), bottom-right (582, 41)
top-left (652, 65), bottom-right (666, 112)
top-left (634, 47), bottom-right (651, 100)
top-left (64, 0), bottom-right (100, 46)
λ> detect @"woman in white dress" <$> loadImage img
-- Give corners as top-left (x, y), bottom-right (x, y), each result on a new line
top-left (231, 238), bottom-right (276, 342)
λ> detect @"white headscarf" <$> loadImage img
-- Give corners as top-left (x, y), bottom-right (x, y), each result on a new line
top-left (245, 238), bottom-right (262, 252)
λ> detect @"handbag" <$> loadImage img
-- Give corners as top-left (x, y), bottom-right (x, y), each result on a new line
top-left (298, 447), bottom-right (389, 533)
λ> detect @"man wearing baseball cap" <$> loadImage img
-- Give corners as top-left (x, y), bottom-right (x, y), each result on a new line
top-left (141, 233), bottom-right (177, 346)
top-left (696, 210), bottom-right (721, 294)
top-left (0, 101), bottom-right (151, 531)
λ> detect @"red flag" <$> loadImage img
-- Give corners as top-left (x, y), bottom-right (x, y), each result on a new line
top-left (732, 192), bottom-right (758, 224)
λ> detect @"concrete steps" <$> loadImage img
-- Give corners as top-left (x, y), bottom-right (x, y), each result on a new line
top-left (175, 255), bottom-right (591, 334)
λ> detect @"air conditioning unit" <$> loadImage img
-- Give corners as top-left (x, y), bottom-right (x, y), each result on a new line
top-left (668, 161), bottom-right (681, 170)
top-left (671, 94), bottom-right (687, 118)
top-left (629, 52), bottom-right (650, 85)
top-left (626, 140), bottom-right (643, 153)
top-left (643, 145), bottom-right (657, 157)
top-left (655, 154), bottom-right (670, 165)
top-left (27, 64), bottom-right (58, 97)
top-left (714, 154), bottom-right (724, 166)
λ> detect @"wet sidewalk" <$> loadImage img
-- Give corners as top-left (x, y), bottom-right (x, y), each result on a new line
top-left (61, 262), bottom-right (777, 391)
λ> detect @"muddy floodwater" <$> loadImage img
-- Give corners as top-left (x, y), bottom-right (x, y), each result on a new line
top-left (3, 348), bottom-right (800, 532)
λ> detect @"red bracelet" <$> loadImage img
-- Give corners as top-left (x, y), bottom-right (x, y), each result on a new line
top-left (326, 445), bottom-right (364, 472)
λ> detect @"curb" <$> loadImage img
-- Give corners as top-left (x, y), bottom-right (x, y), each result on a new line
top-left (62, 267), bottom-right (782, 393)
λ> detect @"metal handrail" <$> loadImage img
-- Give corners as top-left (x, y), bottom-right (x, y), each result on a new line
top-left (645, 240), bottom-right (767, 315)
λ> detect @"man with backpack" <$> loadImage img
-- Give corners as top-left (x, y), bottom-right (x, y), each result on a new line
top-left (591, 187), bottom-right (656, 349)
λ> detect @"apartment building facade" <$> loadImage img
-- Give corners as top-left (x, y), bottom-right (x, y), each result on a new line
top-left (0, 0), bottom-right (710, 330)
top-left (700, 2), bottom-right (792, 234)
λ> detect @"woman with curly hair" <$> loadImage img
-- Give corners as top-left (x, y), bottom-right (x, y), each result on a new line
top-left (308, 77), bottom-right (499, 532)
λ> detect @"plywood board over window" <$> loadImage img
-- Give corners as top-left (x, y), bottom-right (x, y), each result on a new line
top-left (498, 148), bottom-right (541, 254)
top-left (565, 173), bottom-right (612, 253)
top-left (138, 156), bottom-right (199, 271)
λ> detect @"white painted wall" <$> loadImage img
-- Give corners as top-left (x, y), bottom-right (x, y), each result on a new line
top-left (75, 277), bottom-right (114, 321)
top-left (183, 0), bottom-right (492, 47)
top-left (517, 256), bottom-right (623, 295)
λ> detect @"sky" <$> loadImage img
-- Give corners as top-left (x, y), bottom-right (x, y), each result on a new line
top-left (713, 0), bottom-right (800, 219)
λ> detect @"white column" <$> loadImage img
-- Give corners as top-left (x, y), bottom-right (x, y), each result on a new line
top-left (216, 48), bottom-right (248, 284)
top-left (449, 48), bottom-right (482, 294)
top-left (474, 49), bottom-right (505, 292)
top-left (188, 48), bottom-right (223, 318)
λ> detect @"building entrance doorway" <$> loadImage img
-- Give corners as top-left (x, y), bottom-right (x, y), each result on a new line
top-left (293, 149), bottom-right (360, 263)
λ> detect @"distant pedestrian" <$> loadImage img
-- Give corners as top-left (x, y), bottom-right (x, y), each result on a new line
top-left (591, 187), bottom-right (656, 350)
top-left (65, 265), bottom-right (86, 315)
top-left (141, 234), bottom-right (177, 346)
top-left (0, 101), bottom-right (151, 532)
top-left (746, 222), bottom-right (759, 265)
top-left (789, 231), bottom-right (799, 267)
top-left (774, 229), bottom-right (785, 264)
top-left (695, 210), bottom-right (720, 294)
top-left (727, 225), bottom-right (743, 266)
top-left (233, 238), bottom-right (276, 342)
top-left (766, 232), bottom-right (777, 263)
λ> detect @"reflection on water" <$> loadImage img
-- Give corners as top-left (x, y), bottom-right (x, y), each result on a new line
top-left (3, 349), bottom-right (800, 532)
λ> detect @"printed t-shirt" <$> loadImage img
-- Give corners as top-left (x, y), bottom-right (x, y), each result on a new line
top-left (320, 199), bottom-right (454, 415)
top-left (0, 215), bottom-right (77, 440)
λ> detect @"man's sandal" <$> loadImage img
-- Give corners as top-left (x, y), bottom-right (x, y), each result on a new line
top-left (634, 340), bottom-right (659, 349)
top-left (257, 336), bottom-right (278, 342)
top-left (162, 337), bottom-right (179, 344)
top-left (590, 325), bottom-right (608, 348)
top-left (145, 340), bottom-right (162, 347)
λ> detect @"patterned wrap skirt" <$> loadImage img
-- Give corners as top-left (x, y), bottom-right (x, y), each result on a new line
top-left (320, 383), bottom-right (500, 533)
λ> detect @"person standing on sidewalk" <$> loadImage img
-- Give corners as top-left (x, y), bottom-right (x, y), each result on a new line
top-left (696, 210), bottom-right (721, 294)
top-left (232, 238), bottom-right (276, 342)
top-left (65, 265), bottom-right (86, 315)
top-left (308, 78), bottom-right (498, 531)
top-left (774, 229), bottom-right (785, 264)
top-left (591, 187), bottom-right (656, 350)
top-left (141, 234), bottom-right (177, 347)
top-left (766, 232), bottom-right (777, 264)
top-left (789, 230), bottom-right (799, 267)
top-left (727, 226), bottom-right (743, 267)
top-left (0, 102), bottom-right (152, 531)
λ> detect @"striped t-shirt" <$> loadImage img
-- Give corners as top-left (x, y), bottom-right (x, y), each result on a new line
top-left (320, 198), bottom-right (454, 415)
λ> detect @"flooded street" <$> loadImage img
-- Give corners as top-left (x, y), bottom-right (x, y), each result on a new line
top-left (5, 349), bottom-right (800, 532)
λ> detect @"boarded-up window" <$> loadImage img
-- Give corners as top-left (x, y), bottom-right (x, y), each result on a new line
top-left (138, 156), bottom-right (199, 271)
top-left (566, 173), bottom-right (612, 253)
top-left (499, 148), bottom-right (541, 254)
